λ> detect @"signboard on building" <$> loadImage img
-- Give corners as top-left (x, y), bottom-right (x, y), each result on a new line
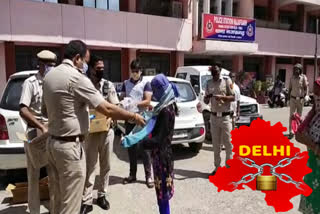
top-left (202, 14), bottom-right (256, 42)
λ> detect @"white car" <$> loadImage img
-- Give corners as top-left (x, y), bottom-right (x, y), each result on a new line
top-left (0, 71), bottom-right (36, 170)
top-left (175, 66), bottom-right (263, 140)
top-left (115, 76), bottom-right (205, 153)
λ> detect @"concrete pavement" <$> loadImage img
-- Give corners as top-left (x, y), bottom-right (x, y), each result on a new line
top-left (0, 105), bottom-right (311, 214)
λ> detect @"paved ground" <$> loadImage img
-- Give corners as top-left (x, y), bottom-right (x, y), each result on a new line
top-left (0, 105), bottom-right (312, 214)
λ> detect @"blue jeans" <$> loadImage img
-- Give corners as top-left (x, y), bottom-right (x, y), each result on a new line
top-left (158, 199), bottom-right (170, 214)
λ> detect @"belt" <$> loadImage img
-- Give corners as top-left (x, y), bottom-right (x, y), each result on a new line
top-left (291, 95), bottom-right (304, 100)
top-left (51, 135), bottom-right (85, 142)
top-left (211, 112), bottom-right (231, 117)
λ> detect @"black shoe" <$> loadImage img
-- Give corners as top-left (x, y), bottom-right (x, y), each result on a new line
top-left (80, 204), bottom-right (93, 214)
top-left (97, 197), bottom-right (110, 210)
top-left (123, 176), bottom-right (137, 184)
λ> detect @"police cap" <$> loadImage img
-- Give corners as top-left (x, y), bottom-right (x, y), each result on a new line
top-left (37, 50), bottom-right (57, 62)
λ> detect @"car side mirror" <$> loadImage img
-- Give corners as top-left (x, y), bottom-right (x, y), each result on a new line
top-left (194, 85), bottom-right (200, 95)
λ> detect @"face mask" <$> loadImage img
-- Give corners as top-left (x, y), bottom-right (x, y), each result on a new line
top-left (95, 71), bottom-right (104, 81)
top-left (83, 63), bottom-right (88, 74)
top-left (130, 72), bottom-right (141, 81)
top-left (44, 65), bottom-right (54, 76)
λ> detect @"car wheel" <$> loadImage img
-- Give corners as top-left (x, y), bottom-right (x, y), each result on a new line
top-left (189, 143), bottom-right (203, 153)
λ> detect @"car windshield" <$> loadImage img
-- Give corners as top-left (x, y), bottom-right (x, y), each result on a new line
top-left (176, 73), bottom-right (187, 80)
top-left (152, 82), bottom-right (196, 103)
top-left (0, 78), bottom-right (26, 111)
top-left (201, 75), bottom-right (212, 90)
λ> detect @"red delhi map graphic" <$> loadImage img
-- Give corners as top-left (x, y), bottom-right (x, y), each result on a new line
top-left (209, 119), bottom-right (313, 212)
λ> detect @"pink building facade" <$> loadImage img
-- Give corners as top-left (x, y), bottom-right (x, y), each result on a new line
top-left (190, 0), bottom-right (320, 92)
top-left (0, 0), bottom-right (192, 95)
top-left (1, 0), bottom-right (320, 95)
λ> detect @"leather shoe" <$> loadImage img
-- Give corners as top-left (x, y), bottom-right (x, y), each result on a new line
top-left (80, 204), bottom-right (93, 214)
top-left (97, 197), bottom-right (110, 210)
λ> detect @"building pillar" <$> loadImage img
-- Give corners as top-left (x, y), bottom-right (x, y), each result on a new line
top-left (238, 0), bottom-right (254, 18)
top-left (267, 0), bottom-right (278, 22)
top-left (0, 43), bottom-right (7, 96)
top-left (170, 52), bottom-right (184, 77)
top-left (264, 56), bottom-right (275, 80)
top-left (193, 0), bottom-right (199, 38)
top-left (213, 0), bottom-right (222, 14)
top-left (203, 0), bottom-right (210, 13)
top-left (4, 42), bottom-right (15, 81)
top-left (128, 0), bottom-right (136, 12)
top-left (296, 4), bottom-right (305, 32)
top-left (232, 55), bottom-right (243, 73)
top-left (121, 48), bottom-right (137, 81)
top-left (225, 0), bottom-right (233, 16)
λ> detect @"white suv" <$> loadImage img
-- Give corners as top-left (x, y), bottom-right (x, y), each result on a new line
top-left (0, 71), bottom-right (37, 170)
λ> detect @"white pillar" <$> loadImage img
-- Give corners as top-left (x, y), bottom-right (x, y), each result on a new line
top-left (193, 0), bottom-right (199, 37)
top-left (225, 0), bottom-right (233, 16)
top-left (214, 0), bottom-right (222, 14)
top-left (203, 0), bottom-right (210, 13)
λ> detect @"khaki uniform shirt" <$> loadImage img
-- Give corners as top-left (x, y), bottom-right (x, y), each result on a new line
top-left (205, 76), bottom-right (235, 113)
top-left (289, 74), bottom-right (308, 98)
top-left (19, 72), bottom-right (47, 123)
top-left (42, 59), bottom-right (105, 137)
top-left (97, 79), bottom-right (119, 105)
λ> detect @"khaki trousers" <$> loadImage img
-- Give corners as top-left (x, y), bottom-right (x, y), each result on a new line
top-left (83, 129), bottom-right (114, 205)
top-left (210, 115), bottom-right (233, 168)
top-left (46, 137), bottom-right (86, 214)
top-left (24, 128), bottom-right (50, 214)
top-left (289, 98), bottom-right (304, 134)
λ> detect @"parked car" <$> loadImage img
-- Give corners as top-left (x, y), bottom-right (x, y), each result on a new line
top-left (0, 71), bottom-right (37, 171)
top-left (115, 76), bottom-right (205, 153)
top-left (175, 66), bottom-right (263, 141)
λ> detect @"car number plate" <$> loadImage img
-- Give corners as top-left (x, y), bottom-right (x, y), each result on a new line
top-left (173, 130), bottom-right (188, 139)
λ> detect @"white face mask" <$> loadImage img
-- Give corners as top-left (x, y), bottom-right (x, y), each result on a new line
top-left (83, 63), bottom-right (88, 74)
top-left (130, 72), bottom-right (141, 81)
top-left (44, 65), bottom-right (54, 76)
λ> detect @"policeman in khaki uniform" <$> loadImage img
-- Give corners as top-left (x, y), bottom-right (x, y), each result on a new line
top-left (42, 40), bottom-right (145, 214)
top-left (81, 55), bottom-right (119, 213)
top-left (204, 62), bottom-right (235, 175)
top-left (19, 50), bottom-right (57, 214)
top-left (288, 63), bottom-right (309, 139)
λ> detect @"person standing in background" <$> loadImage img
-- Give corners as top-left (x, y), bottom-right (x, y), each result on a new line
top-left (19, 50), bottom-right (57, 214)
top-left (288, 63), bottom-right (308, 139)
top-left (121, 59), bottom-right (154, 188)
top-left (81, 55), bottom-right (120, 214)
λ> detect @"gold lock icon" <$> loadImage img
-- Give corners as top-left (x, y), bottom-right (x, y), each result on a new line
top-left (256, 175), bottom-right (277, 191)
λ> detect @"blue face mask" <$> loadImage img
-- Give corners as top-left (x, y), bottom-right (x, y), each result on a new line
top-left (83, 63), bottom-right (88, 74)
top-left (44, 65), bottom-right (54, 76)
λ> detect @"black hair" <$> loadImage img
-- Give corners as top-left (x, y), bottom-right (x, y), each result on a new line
top-left (64, 40), bottom-right (88, 60)
top-left (89, 54), bottom-right (103, 68)
top-left (212, 60), bottom-right (222, 68)
top-left (130, 59), bottom-right (142, 70)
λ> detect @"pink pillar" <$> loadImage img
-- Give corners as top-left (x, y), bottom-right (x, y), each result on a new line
top-left (170, 52), bottom-right (184, 77)
top-left (238, 0), bottom-right (254, 18)
top-left (232, 55), bottom-right (243, 73)
top-left (0, 43), bottom-right (7, 96)
top-left (128, 0), bottom-right (136, 12)
top-left (121, 48), bottom-right (137, 81)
